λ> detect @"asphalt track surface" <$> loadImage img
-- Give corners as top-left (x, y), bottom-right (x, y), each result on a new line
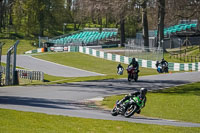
top-left (0, 71), bottom-right (200, 127)
top-left (1, 55), bottom-right (104, 77)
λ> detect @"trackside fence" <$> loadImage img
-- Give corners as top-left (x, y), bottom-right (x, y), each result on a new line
top-left (68, 46), bottom-right (200, 72)
top-left (17, 69), bottom-right (44, 81)
top-left (1, 66), bottom-right (44, 81)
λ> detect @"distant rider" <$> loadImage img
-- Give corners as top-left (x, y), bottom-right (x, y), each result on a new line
top-left (117, 63), bottom-right (124, 75)
top-left (160, 58), bottom-right (168, 67)
top-left (160, 58), bottom-right (168, 73)
top-left (156, 61), bottom-right (160, 68)
top-left (117, 88), bottom-right (147, 114)
top-left (129, 58), bottom-right (139, 73)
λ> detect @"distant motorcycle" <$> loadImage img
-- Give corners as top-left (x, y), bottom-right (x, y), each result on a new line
top-left (156, 63), bottom-right (168, 73)
top-left (127, 66), bottom-right (138, 82)
top-left (111, 96), bottom-right (144, 118)
top-left (156, 61), bottom-right (169, 73)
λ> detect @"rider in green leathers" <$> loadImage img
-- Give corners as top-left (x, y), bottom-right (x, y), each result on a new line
top-left (117, 88), bottom-right (147, 114)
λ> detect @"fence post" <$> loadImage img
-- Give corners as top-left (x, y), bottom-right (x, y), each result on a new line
top-left (0, 42), bottom-right (5, 86)
top-left (184, 55), bottom-right (185, 62)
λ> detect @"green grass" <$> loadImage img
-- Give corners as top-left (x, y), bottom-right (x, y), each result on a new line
top-left (165, 45), bottom-right (200, 63)
top-left (0, 109), bottom-right (199, 133)
top-left (0, 39), bottom-right (36, 55)
top-left (1, 52), bottom-right (157, 85)
top-left (33, 52), bottom-right (157, 78)
top-left (164, 53), bottom-right (191, 63)
top-left (102, 82), bottom-right (200, 123)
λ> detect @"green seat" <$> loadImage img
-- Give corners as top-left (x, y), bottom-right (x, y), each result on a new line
top-left (191, 23), bottom-right (197, 28)
top-left (186, 25), bottom-right (192, 29)
top-left (171, 29), bottom-right (176, 33)
top-left (177, 28), bottom-right (182, 32)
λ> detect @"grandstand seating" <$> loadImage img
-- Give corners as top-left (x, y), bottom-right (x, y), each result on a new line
top-left (155, 23), bottom-right (198, 36)
top-left (50, 30), bottom-right (118, 45)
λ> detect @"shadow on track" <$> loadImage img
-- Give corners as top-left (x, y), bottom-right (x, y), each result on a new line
top-left (42, 79), bottom-right (191, 92)
top-left (0, 96), bottom-right (87, 110)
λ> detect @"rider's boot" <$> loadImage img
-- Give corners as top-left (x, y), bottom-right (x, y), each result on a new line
top-left (136, 110), bottom-right (141, 114)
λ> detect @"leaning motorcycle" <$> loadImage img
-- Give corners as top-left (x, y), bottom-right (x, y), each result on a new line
top-left (111, 96), bottom-right (144, 118)
top-left (127, 66), bottom-right (138, 82)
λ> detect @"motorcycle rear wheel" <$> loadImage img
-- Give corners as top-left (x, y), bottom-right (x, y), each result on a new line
top-left (134, 74), bottom-right (138, 82)
top-left (124, 104), bottom-right (137, 118)
top-left (128, 74), bottom-right (131, 82)
top-left (111, 106), bottom-right (118, 116)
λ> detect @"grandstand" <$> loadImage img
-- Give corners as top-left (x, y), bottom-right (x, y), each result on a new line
top-left (49, 28), bottom-right (118, 46)
top-left (155, 20), bottom-right (199, 37)
top-left (130, 19), bottom-right (200, 51)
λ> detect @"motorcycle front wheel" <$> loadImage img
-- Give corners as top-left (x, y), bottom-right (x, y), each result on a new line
top-left (111, 106), bottom-right (118, 116)
top-left (124, 104), bottom-right (137, 118)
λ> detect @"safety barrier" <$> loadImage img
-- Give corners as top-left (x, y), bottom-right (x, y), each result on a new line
top-left (68, 46), bottom-right (200, 72)
top-left (24, 46), bottom-right (200, 72)
top-left (25, 48), bottom-right (44, 54)
top-left (1, 66), bottom-right (44, 81)
top-left (17, 69), bottom-right (44, 81)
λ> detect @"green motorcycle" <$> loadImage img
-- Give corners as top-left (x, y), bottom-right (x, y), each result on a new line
top-left (111, 96), bottom-right (145, 118)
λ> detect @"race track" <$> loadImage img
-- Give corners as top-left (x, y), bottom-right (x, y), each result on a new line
top-left (1, 55), bottom-right (104, 77)
top-left (0, 71), bottom-right (200, 127)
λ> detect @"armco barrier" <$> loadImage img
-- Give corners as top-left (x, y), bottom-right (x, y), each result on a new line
top-left (25, 48), bottom-right (44, 54)
top-left (69, 46), bottom-right (200, 72)
top-left (25, 46), bottom-right (200, 71)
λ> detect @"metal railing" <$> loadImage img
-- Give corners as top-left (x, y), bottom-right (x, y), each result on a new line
top-left (1, 66), bottom-right (44, 82)
top-left (125, 44), bottom-right (163, 61)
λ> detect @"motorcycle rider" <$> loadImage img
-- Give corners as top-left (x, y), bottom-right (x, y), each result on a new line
top-left (117, 88), bottom-right (147, 114)
top-left (160, 58), bottom-right (168, 73)
top-left (156, 61), bottom-right (160, 68)
top-left (117, 63), bottom-right (124, 75)
top-left (129, 58), bottom-right (139, 73)
top-left (160, 58), bottom-right (168, 67)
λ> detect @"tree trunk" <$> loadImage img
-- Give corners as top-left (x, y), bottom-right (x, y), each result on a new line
top-left (105, 14), bottom-right (108, 28)
top-left (141, 0), bottom-right (149, 49)
top-left (9, 1), bottom-right (13, 25)
top-left (157, 0), bottom-right (165, 48)
top-left (120, 18), bottom-right (125, 47)
top-left (67, 0), bottom-right (72, 11)
top-left (38, 12), bottom-right (44, 37)
top-left (74, 22), bottom-right (77, 31)
top-left (0, 1), bottom-right (2, 32)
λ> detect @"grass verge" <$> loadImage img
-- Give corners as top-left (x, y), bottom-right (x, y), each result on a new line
top-left (0, 108), bottom-right (199, 133)
top-left (9, 51), bottom-right (157, 85)
top-left (0, 39), bottom-right (36, 55)
top-left (30, 52), bottom-right (158, 84)
top-left (102, 82), bottom-right (200, 123)
top-left (33, 52), bottom-right (157, 76)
